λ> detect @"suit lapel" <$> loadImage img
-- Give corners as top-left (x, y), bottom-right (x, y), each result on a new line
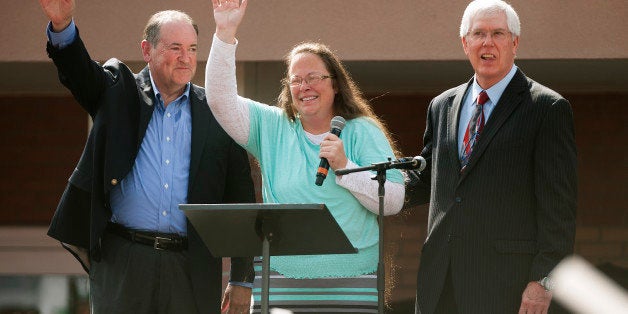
top-left (448, 80), bottom-right (473, 172)
top-left (137, 67), bottom-right (156, 150)
top-left (188, 85), bottom-right (209, 189)
top-left (459, 69), bottom-right (528, 180)
top-left (136, 70), bottom-right (209, 194)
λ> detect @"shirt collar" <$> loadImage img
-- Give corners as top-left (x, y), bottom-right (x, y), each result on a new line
top-left (471, 64), bottom-right (518, 105)
top-left (147, 69), bottom-right (191, 110)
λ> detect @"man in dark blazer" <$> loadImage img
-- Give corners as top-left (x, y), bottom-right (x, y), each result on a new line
top-left (40, 1), bottom-right (255, 313)
top-left (409, 1), bottom-right (577, 313)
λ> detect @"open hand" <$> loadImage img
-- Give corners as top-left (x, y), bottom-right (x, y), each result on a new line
top-left (212, 0), bottom-right (248, 44)
top-left (39, 0), bottom-right (75, 31)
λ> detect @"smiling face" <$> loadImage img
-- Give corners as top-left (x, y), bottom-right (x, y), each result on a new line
top-left (462, 11), bottom-right (518, 89)
top-left (141, 19), bottom-right (197, 96)
top-left (288, 52), bottom-right (337, 123)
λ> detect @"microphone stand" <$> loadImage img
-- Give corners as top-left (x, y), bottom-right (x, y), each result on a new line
top-left (336, 157), bottom-right (416, 314)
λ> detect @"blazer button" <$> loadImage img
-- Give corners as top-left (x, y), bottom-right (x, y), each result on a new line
top-left (455, 197), bottom-right (462, 203)
top-left (111, 179), bottom-right (118, 186)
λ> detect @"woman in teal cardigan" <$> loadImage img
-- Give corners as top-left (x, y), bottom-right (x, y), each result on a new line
top-left (207, 1), bottom-right (405, 312)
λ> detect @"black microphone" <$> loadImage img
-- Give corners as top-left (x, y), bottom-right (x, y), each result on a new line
top-left (390, 156), bottom-right (427, 171)
top-left (315, 116), bottom-right (346, 186)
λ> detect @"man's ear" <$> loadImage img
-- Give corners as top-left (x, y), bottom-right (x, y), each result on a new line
top-left (511, 36), bottom-right (519, 56)
top-left (461, 36), bottom-right (470, 56)
top-left (141, 40), bottom-right (152, 63)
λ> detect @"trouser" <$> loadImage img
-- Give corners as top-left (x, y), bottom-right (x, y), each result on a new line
top-left (89, 231), bottom-right (199, 314)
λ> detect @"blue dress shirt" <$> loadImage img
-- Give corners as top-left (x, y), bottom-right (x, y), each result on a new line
top-left (48, 20), bottom-right (192, 235)
top-left (109, 78), bottom-right (192, 235)
top-left (48, 21), bottom-right (257, 287)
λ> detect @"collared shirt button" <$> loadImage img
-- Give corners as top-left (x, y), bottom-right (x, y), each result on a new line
top-left (165, 159), bottom-right (170, 165)
top-left (111, 179), bottom-right (118, 186)
top-left (166, 136), bottom-right (171, 142)
top-left (162, 211), bottom-right (167, 216)
top-left (455, 197), bottom-right (462, 203)
top-left (166, 113), bottom-right (171, 118)
top-left (164, 183), bottom-right (169, 189)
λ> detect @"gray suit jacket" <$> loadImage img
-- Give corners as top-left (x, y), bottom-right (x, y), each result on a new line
top-left (412, 69), bottom-right (577, 313)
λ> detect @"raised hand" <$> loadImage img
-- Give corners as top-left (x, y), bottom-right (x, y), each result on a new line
top-left (212, 0), bottom-right (248, 44)
top-left (39, 0), bottom-right (75, 32)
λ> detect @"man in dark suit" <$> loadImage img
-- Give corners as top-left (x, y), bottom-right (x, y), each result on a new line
top-left (409, 0), bottom-right (577, 313)
top-left (40, 0), bottom-right (255, 313)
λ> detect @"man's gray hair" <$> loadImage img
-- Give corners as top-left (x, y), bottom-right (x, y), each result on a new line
top-left (143, 10), bottom-right (198, 46)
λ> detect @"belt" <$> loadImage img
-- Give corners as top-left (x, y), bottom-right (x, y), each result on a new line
top-left (106, 223), bottom-right (188, 251)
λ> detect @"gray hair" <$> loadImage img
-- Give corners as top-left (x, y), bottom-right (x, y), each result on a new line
top-left (459, 0), bottom-right (520, 39)
top-left (143, 10), bottom-right (198, 46)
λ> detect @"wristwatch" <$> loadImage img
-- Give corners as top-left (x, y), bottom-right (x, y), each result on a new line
top-left (538, 276), bottom-right (554, 291)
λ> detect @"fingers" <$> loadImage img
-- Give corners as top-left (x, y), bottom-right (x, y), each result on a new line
top-left (39, 0), bottom-right (75, 29)
top-left (319, 135), bottom-right (342, 152)
top-left (222, 285), bottom-right (252, 314)
top-left (220, 293), bottom-right (230, 313)
top-left (319, 138), bottom-right (347, 170)
top-left (519, 282), bottom-right (551, 314)
top-left (225, 304), bottom-right (250, 312)
top-left (212, 0), bottom-right (247, 37)
top-left (213, 0), bottom-right (246, 9)
top-left (226, 296), bottom-right (250, 309)
top-left (214, 0), bottom-right (237, 8)
top-left (319, 137), bottom-right (343, 155)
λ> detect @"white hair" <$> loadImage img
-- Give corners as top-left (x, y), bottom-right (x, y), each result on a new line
top-left (459, 0), bottom-right (521, 39)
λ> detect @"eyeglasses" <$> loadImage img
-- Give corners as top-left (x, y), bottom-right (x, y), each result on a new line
top-left (467, 29), bottom-right (512, 42)
top-left (287, 73), bottom-right (334, 87)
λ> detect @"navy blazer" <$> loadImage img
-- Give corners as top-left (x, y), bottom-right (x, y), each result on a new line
top-left (45, 30), bottom-right (256, 313)
top-left (412, 69), bottom-right (577, 313)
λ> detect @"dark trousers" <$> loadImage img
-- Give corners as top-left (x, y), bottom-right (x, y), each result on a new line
top-left (89, 232), bottom-right (199, 314)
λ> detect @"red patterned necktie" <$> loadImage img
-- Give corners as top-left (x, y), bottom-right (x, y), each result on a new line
top-left (461, 90), bottom-right (489, 171)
